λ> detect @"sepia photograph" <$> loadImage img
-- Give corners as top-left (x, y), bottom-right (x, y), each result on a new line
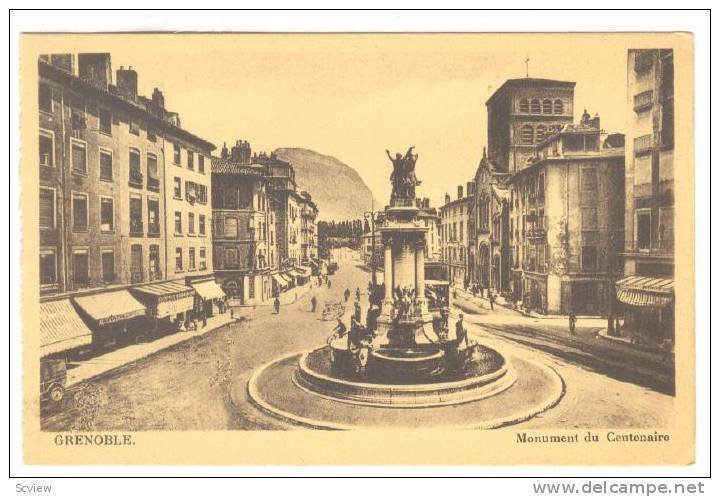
top-left (13, 14), bottom-right (704, 474)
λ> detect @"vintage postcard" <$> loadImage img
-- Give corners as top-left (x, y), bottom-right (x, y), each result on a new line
top-left (20, 32), bottom-right (694, 465)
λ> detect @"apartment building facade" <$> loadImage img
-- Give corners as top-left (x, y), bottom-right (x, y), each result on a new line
top-left (38, 53), bottom-right (221, 353)
top-left (508, 113), bottom-right (625, 314)
top-left (440, 184), bottom-right (473, 287)
top-left (617, 49), bottom-right (675, 340)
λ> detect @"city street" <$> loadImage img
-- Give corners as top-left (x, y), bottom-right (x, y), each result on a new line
top-left (41, 255), bottom-right (673, 432)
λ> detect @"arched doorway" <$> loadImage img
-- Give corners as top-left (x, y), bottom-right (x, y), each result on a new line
top-left (479, 244), bottom-right (490, 289)
top-left (222, 279), bottom-right (242, 303)
top-left (492, 254), bottom-right (501, 290)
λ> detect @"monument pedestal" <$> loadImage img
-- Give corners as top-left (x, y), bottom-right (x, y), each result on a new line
top-left (373, 206), bottom-right (438, 349)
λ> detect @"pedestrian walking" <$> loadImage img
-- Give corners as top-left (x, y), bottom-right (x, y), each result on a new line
top-left (274, 297), bottom-right (281, 314)
top-left (327, 279), bottom-right (332, 289)
top-left (568, 311), bottom-right (577, 335)
top-left (455, 313), bottom-right (468, 349)
top-left (488, 291), bottom-right (495, 311)
top-left (344, 288), bottom-right (351, 302)
top-left (311, 295), bottom-right (318, 313)
top-left (355, 287), bottom-right (361, 301)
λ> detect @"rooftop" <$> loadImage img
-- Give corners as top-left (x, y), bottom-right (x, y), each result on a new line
top-left (39, 57), bottom-right (215, 151)
top-left (486, 77), bottom-right (576, 106)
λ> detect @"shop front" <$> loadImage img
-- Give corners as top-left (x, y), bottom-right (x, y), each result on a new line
top-left (130, 281), bottom-right (196, 332)
top-left (190, 278), bottom-right (227, 318)
top-left (522, 273), bottom-right (547, 313)
top-left (615, 276), bottom-right (674, 343)
top-left (73, 289), bottom-right (147, 348)
top-left (294, 265), bottom-right (313, 285)
top-left (271, 272), bottom-right (289, 296)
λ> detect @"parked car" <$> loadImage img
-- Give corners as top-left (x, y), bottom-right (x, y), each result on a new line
top-left (327, 262), bottom-right (339, 275)
top-left (40, 357), bottom-right (67, 403)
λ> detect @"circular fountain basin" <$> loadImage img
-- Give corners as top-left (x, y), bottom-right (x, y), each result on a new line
top-left (370, 347), bottom-right (445, 382)
top-left (294, 345), bottom-right (515, 408)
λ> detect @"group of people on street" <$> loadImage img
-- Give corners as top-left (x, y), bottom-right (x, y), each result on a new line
top-left (273, 273), bottom-right (334, 315)
top-left (465, 283), bottom-right (496, 310)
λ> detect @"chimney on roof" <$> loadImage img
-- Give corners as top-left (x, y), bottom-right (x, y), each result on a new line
top-left (78, 53), bottom-right (112, 90)
top-left (41, 54), bottom-right (75, 74)
top-left (457, 185), bottom-right (464, 200)
top-left (230, 139), bottom-right (252, 164)
top-left (444, 193), bottom-right (451, 205)
top-left (467, 181), bottom-right (475, 197)
top-left (152, 88), bottom-right (165, 109)
top-left (590, 113), bottom-right (600, 129)
top-left (581, 108), bottom-right (591, 126)
top-left (221, 142), bottom-right (229, 159)
top-left (116, 66), bottom-right (138, 102)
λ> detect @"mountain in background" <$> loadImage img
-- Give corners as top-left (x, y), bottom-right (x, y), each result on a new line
top-left (273, 148), bottom-right (380, 221)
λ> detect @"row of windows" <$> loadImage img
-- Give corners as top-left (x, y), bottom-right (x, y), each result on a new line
top-left (519, 243), bottom-right (598, 273)
top-left (41, 86), bottom-right (160, 144)
top-left (171, 142), bottom-right (206, 173)
top-left (175, 246), bottom-right (208, 272)
top-left (440, 222), bottom-right (465, 243)
top-left (39, 187), bottom-right (173, 237)
top-left (214, 216), bottom-right (271, 242)
top-left (39, 244), bottom-right (179, 288)
top-left (173, 211), bottom-right (207, 236)
top-left (221, 247), bottom-right (271, 270)
top-left (40, 130), bottom-right (161, 191)
top-left (518, 124), bottom-right (562, 145)
top-left (518, 98), bottom-right (564, 115)
top-left (39, 84), bottom-right (208, 174)
top-left (172, 178), bottom-right (208, 204)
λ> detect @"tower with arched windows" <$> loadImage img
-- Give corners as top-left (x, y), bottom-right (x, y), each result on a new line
top-left (486, 78), bottom-right (575, 174)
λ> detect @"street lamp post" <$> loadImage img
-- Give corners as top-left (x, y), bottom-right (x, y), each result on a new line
top-left (364, 209), bottom-right (382, 289)
top-left (607, 232), bottom-right (616, 336)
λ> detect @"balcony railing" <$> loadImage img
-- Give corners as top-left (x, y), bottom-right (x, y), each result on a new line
top-left (633, 90), bottom-right (654, 112)
top-left (130, 269), bottom-right (144, 284)
top-left (129, 170), bottom-right (143, 188)
top-left (130, 220), bottom-right (144, 237)
top-left (148, 223), bottom-right (160, 237)
top-left (147, 177), bottom-right (160, 192)
top-left (633, 134), bottom-right (652, 155)
top-left (148, 268), bottom-right (162, 282)
top-left (526, 228), bottom-right (547, 240)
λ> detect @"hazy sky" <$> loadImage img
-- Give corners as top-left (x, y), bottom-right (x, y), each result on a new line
top-left (29, 34), bottom-right (635, 209)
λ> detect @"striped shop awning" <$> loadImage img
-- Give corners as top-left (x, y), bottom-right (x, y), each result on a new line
top-left (191, 280), bottom-right (226, 301)
top-left (272, 273), bottom-right (289, 288)
top-left (74, 290), bottom-right (146, 326)
top-left (616, 276), bottom-right (674, 308)
top-left (131, 282), bottom-right (195, 319)
top-left (40, 299), bottom-right (93, 357)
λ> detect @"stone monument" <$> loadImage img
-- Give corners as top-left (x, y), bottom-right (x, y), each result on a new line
top-left (375, 146), bottom-right (435, 347)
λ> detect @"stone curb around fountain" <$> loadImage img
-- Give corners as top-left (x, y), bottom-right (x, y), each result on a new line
top-left (244, 349), bottom-right (566, 431)
top-left (292, 346), bottom-right (518, 408)
top-left (245, 350), bottom-right (349, 431)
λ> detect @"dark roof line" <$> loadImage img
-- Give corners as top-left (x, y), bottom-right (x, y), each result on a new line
top-left (39, 59), bottom-right (216, 151)
top-left (486, 78), bottom-right (576, 105)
